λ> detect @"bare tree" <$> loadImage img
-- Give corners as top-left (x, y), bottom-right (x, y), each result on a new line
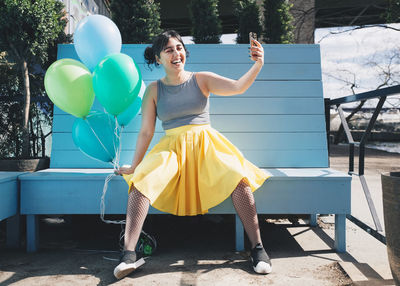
top-left (325, 48), bottom-right (400, 144)
top-left (290, 6), bottom-right (315, 43)
top-left (317, 24), bottom-right (400, 44)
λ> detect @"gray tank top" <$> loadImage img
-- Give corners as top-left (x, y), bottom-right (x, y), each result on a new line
top-left (157, 73), bottom-right (210, 130)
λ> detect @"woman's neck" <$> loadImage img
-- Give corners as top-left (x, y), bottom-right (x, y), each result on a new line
top-left (163, 71), bottom-right (191, 86)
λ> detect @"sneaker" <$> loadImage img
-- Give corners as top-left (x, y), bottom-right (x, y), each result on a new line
top-left (113, 250), bottom-right (145, 279)
top-left (250, 243), bottom-right (272, 274)
top-left (136, 230), bottom-right (157, 256)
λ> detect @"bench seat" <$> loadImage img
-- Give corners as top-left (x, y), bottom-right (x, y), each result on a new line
top-left (0, 172), bottom-right (25, 247)
top-left (20, 168), bottom-right (350, 214)
top-left (19, 167), bottom-right (350, 252)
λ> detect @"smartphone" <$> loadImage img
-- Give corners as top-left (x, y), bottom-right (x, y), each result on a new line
top-left (249, 32), bottom-right (257, 47)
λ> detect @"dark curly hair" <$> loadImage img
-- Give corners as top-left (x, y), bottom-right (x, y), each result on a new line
top-left (144, 30), bottom-right (189, 69)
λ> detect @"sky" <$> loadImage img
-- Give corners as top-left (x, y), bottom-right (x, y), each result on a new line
top-left (183, 24), bottom-right (400, 109)
top-left (315, 23), bottom-right (400, 108)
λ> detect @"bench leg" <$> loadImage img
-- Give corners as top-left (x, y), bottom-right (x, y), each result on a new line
top-left (235, 214), bottom-right (244, 251)
top-left (334, 214), bottom-right (346, 253)
top-left (309, 214), bottom-right (318, 227)
top-left (26, 215), bottom-right (39, 252)
top-left (6, 215), bottom-right (20, 248)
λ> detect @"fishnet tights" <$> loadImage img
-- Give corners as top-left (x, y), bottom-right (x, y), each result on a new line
top-left (231, 179), bottom-right (262, 248)
top-left (124, 187), bottom-right (150, 251)
top-left (123, 180), bottom-right (261, 251)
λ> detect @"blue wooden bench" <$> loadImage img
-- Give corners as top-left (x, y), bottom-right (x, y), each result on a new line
top-left (0, 172), bottom-right (25, 248)
top-left (19, 44), bottom-right (351, 253)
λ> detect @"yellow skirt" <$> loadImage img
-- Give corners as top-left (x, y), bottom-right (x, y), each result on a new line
top-left (123, 124), bottom-right (269, 216)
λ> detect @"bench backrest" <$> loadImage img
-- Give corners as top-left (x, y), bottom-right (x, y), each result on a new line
top-left (52, 44), bottom-right (328, 168)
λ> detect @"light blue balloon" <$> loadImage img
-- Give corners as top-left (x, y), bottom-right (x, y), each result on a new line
top-left (72, 111), bottom-right (119, 163)
top-left (74, 15), bottom-right (122, 72)
top-left (117, 81), bottom-right (146, 127)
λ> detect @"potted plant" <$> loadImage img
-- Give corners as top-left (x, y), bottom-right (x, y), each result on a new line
top-left (381, 172), bottom-right (400, 285)
top-left (0, 0), bottom-right (70, 171)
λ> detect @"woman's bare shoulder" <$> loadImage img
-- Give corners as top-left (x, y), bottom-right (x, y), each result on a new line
top-left (147, 81), bottom-right (158, 91)
top-left (144, 81), bottom-right (158, 101)
top-left (195, 72), bottom-right (218, 97)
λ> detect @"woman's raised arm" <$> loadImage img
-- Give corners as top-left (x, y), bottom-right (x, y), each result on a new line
top-left (196, 40), bottom-right (264, 97)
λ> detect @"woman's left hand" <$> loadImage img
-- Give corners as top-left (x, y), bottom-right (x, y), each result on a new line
top-left (249, 39), bottom-right (264, 66)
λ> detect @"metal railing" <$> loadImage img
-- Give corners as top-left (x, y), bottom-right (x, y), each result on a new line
top-left (325, 84), bottom-right (400, 244)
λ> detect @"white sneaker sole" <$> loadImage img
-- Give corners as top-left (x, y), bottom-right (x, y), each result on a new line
top-left (113, 257), bottom-right (145, 279)
top-left (251, 258), bottom-right (272, 274)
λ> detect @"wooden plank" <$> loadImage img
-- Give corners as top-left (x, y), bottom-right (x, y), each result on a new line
top-left (54, 97), bottom-right (325, 116)
top-left (58, 44), bottom-right (321, 64)
top-left (263, 167), bottom-right (351, 179)
top-left (52, 114), bottom-right (327, 133)
top-left (53, 83), bottom-right (325, 115)
top-left (215, 115), bottom-right (326, 132)
top-left (135, 63), bottom-right (322, 81)
top-left (21, 178), bottom-right (128, 214)
top-left (0, 172), bottom-right (23, 183)
top-left (19, 167), bottom-right (349, 180)
top-left (208, 98), bottom-right (325, 114)
top-left (121, 44), bottom-right (321, 64)
top-left (78, 63), bottom-right (320, 81)
top-left (49, 149), bottom-right (329, 168)
top-left (210, 176), bottom-right (351, 214)
top-left (52, 132), bottom-right (328, 151)
top-left (20, 167), bottom-right (350, 214)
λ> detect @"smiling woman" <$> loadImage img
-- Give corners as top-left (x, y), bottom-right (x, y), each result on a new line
top-left (114, 30), bottom-right (271, 279)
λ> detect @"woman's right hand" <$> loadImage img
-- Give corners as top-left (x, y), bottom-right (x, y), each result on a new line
top-left (249, 39), bottom-right (264, 66)
top-left (115, 166), bottom-right (135, 176)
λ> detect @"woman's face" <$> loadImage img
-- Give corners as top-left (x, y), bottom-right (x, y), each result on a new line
top-left (156, 37), bottom-right (186, 72)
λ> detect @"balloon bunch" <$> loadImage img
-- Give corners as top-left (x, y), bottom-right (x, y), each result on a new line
top-left (45, 15), bottom-right (144, 167)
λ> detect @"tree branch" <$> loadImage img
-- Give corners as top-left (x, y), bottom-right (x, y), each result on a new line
top-left (317, 24), bottom-right (400, 43)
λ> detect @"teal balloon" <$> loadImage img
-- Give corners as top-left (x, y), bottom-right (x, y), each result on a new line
top-left (93, 53), bottom-right (142, 116)
top-left (72, 111), bottom-right (119, 163)
top-left (117, 81), bottom-right (146, 126)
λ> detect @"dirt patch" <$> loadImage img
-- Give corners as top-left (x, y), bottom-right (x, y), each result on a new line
top-left (314, 262), bottom-right (353, 286)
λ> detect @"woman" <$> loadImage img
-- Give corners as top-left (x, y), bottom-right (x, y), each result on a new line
top-left (114, 30), bottom-right (271, 279)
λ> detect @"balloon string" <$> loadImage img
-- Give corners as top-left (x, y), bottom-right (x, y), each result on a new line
top-left (114, 126), bottom-right (123, 168)
top-left (108, 114), bottom-right (119, 167)
top-left (112, 116), bottom-right (123, 169)
top-left (85, 118), bottom-right (115, 162)
top-left (100, 173), bottom-right (126, 225)
top-left (100, 116), bottom-right (125, 225)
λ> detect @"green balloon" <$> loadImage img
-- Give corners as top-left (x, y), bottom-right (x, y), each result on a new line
top-left (45, 58), bottom-right (95, 118)
top-left (92, 53), bottom-right (142, 116)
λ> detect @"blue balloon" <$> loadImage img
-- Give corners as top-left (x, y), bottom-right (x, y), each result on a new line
top-left (117, 81), bottom-right (146, 127)
top-left (74, 15), bottom-right (122, 72)
top-left (72, 111), bottom-right (119, 163)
